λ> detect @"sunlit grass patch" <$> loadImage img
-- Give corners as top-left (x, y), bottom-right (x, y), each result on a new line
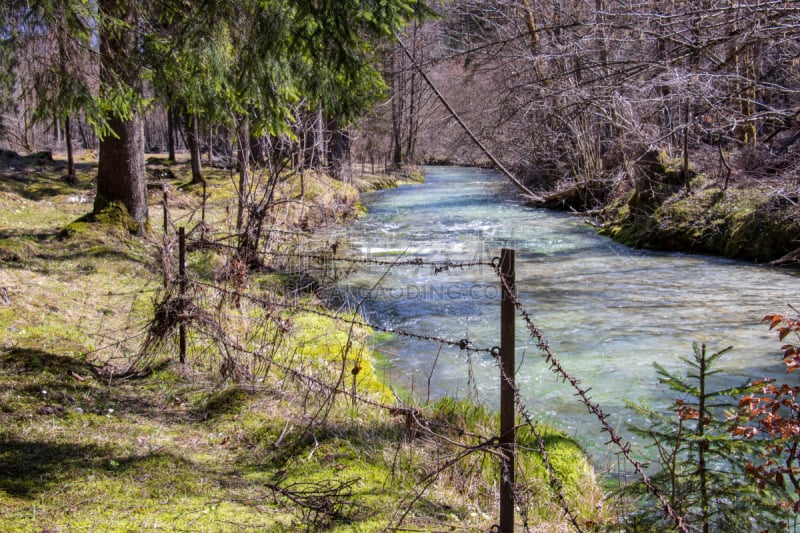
top-left (0, 155), bottom-right (603, 531)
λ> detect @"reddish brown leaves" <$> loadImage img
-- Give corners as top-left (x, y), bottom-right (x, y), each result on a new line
top-left (676, 399), bottom-right (701, 420)
top-left (735, 312), bottom-right (800, 511)
top-left (764, 313), bottom-right (800, 346)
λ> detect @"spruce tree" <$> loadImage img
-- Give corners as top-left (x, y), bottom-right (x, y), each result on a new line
top-left (622, 343), bottom-right (785, 532)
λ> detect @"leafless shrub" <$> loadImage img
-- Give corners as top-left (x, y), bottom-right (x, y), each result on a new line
top-left (267, 478), bottom-right (362, 531)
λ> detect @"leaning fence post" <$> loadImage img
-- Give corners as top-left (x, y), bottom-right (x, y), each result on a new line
top-left (499, 248), bottom-right (516, 533)
top-left (179, 226), bottom-right (186, 364)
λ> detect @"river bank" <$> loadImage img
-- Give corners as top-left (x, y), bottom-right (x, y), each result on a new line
top-left (0, 153), bottom-right (603, 531)
top-left (526, 151), bottom-right (800, 266)
top-left (333, 164), bottom-right (799, 465)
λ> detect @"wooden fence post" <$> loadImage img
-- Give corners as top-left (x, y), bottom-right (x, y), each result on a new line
top-left (201, 180), bottom-right (207, 225)
top-left (162, 185), bottom-right (169, 235)
top-left (499, 247), bottom-right (516, 533)
top-left (179, 226), bottom-right (186, 364)
top-left (162, 186), bottom-right (170, 288)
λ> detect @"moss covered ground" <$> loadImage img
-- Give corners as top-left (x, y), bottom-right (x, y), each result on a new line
top-left (0, 151), bottom-right (602, 531)
top-left (595, 156), bottom-right (800, 264)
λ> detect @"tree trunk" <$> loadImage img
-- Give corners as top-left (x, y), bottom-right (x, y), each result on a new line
top-left (236, 116), bottom-right (250, 235)
top-left (65, 114), bottom-right (75, 181)
top-left (316, 106), bottom-right (326, 171)
top-left (207, 125), bottom-right (213, 164)
top-left (167, 106), bottom-right (176, 161)
top-left (77, 113), bottom-right (89, 149)
top-left (55, 116), bottom-right (62, 147)
top-left (390, 47), bottom-right (404, 168)
top-left (95, 114), bottom-right (148, 231)
top-left (187, 113), bottom-right (204, 183)
top-left (328, 120), bottom-right (350, 180)
top-left (405, 23), bottom-right (418, 162)
top-left (300, 112), bottom-right (313, 169)
top-left (250, 135), bottom-right (265, 167)
top-left (94, 0), bottom-right (148, 233)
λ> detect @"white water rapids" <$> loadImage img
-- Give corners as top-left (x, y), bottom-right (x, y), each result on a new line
top-left (323, 166), bottom-right (799, 462)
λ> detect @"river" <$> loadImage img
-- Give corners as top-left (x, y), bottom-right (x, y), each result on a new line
top-left (325, 165), bottom-right (800, 462)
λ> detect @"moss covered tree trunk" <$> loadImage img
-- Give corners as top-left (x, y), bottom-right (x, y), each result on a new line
top-left (93, 0), bottom-right (148, 234)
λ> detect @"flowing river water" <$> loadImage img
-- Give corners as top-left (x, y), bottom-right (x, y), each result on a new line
top-left (325, 166), bottom-right (799, 463)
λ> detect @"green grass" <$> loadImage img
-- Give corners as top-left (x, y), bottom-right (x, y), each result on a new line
top-left (0, 152), bottom-right (603, 531)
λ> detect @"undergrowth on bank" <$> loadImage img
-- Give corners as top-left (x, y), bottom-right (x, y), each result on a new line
top-left (0, 153), bottom-right (602, 531)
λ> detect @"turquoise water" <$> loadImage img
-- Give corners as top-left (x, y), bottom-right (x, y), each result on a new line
top-left (325, 166), bottom-right (800, 461)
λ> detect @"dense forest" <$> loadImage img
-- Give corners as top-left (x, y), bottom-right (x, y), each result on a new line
top-left (371, 0), bottom-right (800, 262)
top-left (3, 1), bottom-right (800, 262)
top-left (2, 1), bottom-right (800, 532)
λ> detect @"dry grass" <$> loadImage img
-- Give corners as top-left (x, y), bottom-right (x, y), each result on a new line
top-left (0, 151), bottom-right (603, 531)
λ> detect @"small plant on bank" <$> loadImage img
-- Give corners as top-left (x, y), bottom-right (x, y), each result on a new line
top-left (734, 310), bottom-right (800, 523)
top-left (621, 342), bottom-right (785, 532)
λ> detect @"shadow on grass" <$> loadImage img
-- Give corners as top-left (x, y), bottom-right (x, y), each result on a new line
top-left (0, 348), bottom-right (185, 423)
top-left (0, 434), bottom-right (200, 500)
top-left (0, 224), bottom-right (150, 271)
top-left (0, 152), bottom-right (95, 201)
top-left (0, 435), bottom-right (112, 497)
top-left (2, 347), bottom-right (96, 375)
top-left (1, 171), bottom-right (94, 202)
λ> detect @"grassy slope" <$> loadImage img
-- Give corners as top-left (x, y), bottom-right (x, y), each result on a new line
top-left (0, 153), bottom-right (602, 531)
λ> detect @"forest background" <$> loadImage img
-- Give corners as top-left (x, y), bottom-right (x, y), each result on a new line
top-left (3, 0), bottom-right (800, 264)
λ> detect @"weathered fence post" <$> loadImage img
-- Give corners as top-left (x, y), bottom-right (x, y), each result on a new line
top-left (162, 186), bottom-right (170, 288)
top-left (162, 185), bottom-right (169, 235)
top-left (179, 226), bottom-right (186, 364)
top-left (500, 247), bottom-right (516, 533)
top-left (201, 180), bottom-right (207, 225)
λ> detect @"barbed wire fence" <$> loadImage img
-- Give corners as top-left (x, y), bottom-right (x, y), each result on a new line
top-left (99, 210), bottom-right (689, 532)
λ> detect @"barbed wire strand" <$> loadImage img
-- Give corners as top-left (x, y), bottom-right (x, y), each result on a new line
top-left (213, 335), bottom-right (500, 449)
top-left (191, 279), bottom-right (495, 354)
top-left (493, 264), bottom-right (689, 533)
top-left (168, 228), bottom-right (684, 528)
top-left (496, 355), bottom-right (584, 532)
top-left (190, 272), bottom-right (578, 530)
top-left (188, 233), bottom-right (493, 270)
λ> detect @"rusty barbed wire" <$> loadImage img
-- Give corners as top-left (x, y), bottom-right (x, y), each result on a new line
top-left (265, 250), bottom-right (495, 272)
top-left (189, 235), bottom-right (494, 272)
top-left (216, 334), bottom-right (501, 451)
top-left (492, 264), bottom-right (689, 533)
top-left (160, 223), bottom-right (688, 528)
top-left (218, 336), bottom-right (395, 412)
top-left (199, 271), bottom-right (582, 530)
top-left (192, 279), bottom-right (496, 354)
top-left (496, 356), bottom-right (584, 532)
top-left (100, 287), bottom-right (161, 296)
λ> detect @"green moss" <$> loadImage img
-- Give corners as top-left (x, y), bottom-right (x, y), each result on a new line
top-left (284, 311), bottom-right (393, 400)
top-left (0, 155), bottom-right (604, 532)
top-left (58, 220), bottom-right (90, 239)
top-left (0, 237), bottom-right (33, 263)
top-left (518, 425), bottom-right (593, 496)
top-left (198, 386), bottom-right (250, 418)
top-left (91, 200), bottom-right (140, 233)
top-left (600, 176), bottom-right (800, 262)
top-left (187, 250), bottom-right (224, 280)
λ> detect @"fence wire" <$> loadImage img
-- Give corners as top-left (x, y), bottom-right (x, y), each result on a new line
top-left (191, 236), bottom-right (496, 272)
top-left (192, 279), bottom-right (496, 355)
top-left (493, 263), bottom-right (689, 533)
top-left (140, 224), bottom-right (692, 531)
